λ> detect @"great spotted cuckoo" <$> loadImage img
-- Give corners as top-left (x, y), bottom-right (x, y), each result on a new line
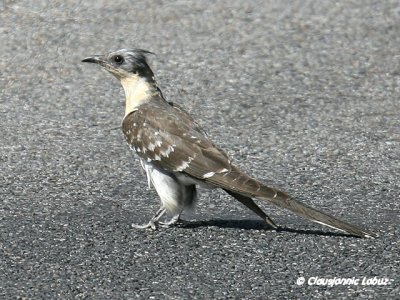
top-left (82, 48), bottom-right (375, 238)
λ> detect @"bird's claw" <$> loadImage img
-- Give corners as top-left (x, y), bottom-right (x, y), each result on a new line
top-left (158, 215), bottom-right (182, 227)
top-left (132, 220), bottom-right (157, 230)
top-left (132, 215), bottom-right (183, 229)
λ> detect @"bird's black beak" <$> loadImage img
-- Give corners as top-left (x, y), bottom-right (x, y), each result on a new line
top-left (81, 54), bottom-right (121, 78)
top-left (82, 55), bottom-right (103, 64)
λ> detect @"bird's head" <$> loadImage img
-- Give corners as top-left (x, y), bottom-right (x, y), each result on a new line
top-left (82, 48), bottom-right (155, 81)
top-left (83, 48), bottom-right (161, 116)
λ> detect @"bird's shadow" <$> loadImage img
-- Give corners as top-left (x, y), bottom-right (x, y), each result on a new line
top-left (178, 219), bottom-right (358, 238)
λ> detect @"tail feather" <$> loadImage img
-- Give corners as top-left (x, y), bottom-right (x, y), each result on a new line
top-left (204, 166), bottom-right (375, 238)
top-left (256, 188), bottom-right (376, 238)
top-left (224, 189), bottom-right (278, 229)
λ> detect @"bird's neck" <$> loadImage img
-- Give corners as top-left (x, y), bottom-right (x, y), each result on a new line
top-left (121, 75), bottom-right (159, 117)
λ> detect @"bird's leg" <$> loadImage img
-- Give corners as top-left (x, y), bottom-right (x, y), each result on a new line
top-left (132, 206), bottom-right (166, 230)
top-left (159, 213), bottom-right (182, 227)
top-left (159, 208), bottom-right (190, 227)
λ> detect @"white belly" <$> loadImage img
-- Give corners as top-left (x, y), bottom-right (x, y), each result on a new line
top-left (140, 160), bottom-right (197, 213)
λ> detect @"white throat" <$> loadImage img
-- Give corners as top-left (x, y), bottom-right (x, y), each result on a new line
top-left (121, 75), bottom-right (157, 117)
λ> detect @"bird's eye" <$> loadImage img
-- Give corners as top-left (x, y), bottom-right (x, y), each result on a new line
top-left (113, 55), bottom-right (124, 64)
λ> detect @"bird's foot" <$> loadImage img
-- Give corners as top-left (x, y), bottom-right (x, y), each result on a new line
top-left (159, 215), bottom-right (183, 227)
top-left (132, 220), bottom-right (158, 230)
top-left (132, 207), bottom-right (167, 230)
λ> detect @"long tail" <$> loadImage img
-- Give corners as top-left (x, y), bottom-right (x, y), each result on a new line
top-left (256, 187), bottom-right (376, 238)
top-left (205, 165), bottom-right (376, 238)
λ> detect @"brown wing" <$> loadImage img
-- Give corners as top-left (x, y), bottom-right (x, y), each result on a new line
top-left (122, 100), bottom-right (281, 198)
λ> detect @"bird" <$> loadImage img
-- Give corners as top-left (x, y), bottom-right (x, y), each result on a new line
top-left (82, 48), bottom-right (375, 238)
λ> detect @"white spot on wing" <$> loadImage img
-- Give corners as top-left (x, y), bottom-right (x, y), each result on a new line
top-left (147, 143), bottom-right (156, 151)
top-left (161, 145), bottom-right (175, 158)
top-left (202, 171), bottom-right (215, 179)
top-left (175, 156), bottom-right (194, 172)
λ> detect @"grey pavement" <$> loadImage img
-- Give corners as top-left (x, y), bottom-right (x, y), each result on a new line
top-left (0, 0), bottom-right (399, 299)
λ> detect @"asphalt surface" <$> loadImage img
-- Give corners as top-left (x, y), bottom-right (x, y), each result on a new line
top-left (1, 0), bottom-right (399, 299)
